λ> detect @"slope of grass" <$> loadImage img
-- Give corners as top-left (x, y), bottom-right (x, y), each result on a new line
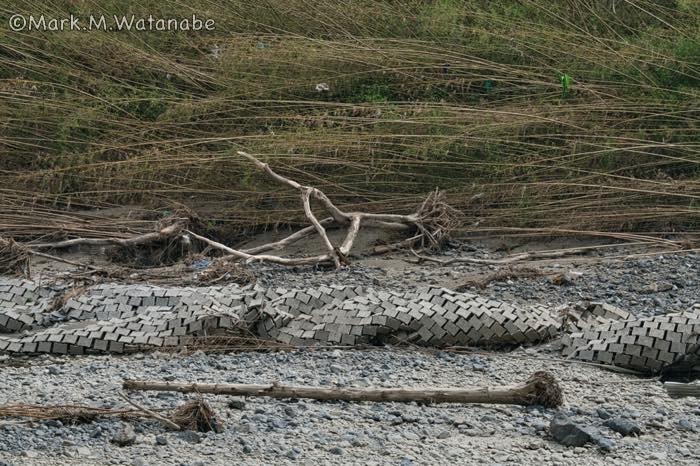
top-left (0, 0), bottom-right (698, 237)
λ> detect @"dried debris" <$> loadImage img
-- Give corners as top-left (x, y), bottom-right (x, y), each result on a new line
top-left (0, 403), bottom-right (149, 424)
top-left (0, 237), bottom-right (30, 277)
top-left (171, 397), bottom-right (224, 433)
top-left (0, 396), bottom-right (224, 433)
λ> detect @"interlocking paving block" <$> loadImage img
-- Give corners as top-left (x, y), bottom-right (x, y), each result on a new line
top-left (563, 307), bottom-right (700, 373)
top-left (0, 278), bottom-right (698, 373)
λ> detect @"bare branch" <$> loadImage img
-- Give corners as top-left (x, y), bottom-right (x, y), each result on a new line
top-left (241, 218), bottom-right (333, 255)
top-left (238, 151), bottom-right (349, 224)
top-left (237, 151), bottom-right (303, 191)
top-left (301, 189), bottom-right (341, 268)
top-left (339, 216), bottom-right (362, 255)
top-left (118, 391), bottom-right (180, 430)
top-left (29, 222), bottom-right (185, 250)
top-left (364, 220), bottom-right (413, 231)
top-left (186, 230), bottom-right (333, 266)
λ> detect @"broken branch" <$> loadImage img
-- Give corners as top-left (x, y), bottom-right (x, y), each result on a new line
top-left (301, 188), bottom-right (341, 267)
top-left (185, 230), bottom-right (332, 266)
top-left (241, 218), bottom-right (333, 255)
top-left (118, 391), bottom-right (180, 430)
top-left (238, 151), bottom-right (348, 223)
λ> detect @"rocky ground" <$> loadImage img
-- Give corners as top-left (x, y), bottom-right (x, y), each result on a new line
top-left (1, 238), bottom-right (698, 465)
top-left (250, 240), bottom-right (699, 318)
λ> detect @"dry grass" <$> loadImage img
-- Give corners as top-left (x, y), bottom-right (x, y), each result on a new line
top-left (0, 1), bottom-right (698, 239)
top-left (0, 398), bottom-right (223, 433)
top-left (0, 403), bottom-right (149, 424)
top-left (0, 237), bottom-right (30, 276)
top-left (171, 398), bottom-right (223, 433)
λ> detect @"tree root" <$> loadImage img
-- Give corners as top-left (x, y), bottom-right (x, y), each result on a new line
top-left (184, 152), bottom-right (459, 269)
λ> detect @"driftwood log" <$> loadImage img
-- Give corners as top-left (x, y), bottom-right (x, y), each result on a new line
top-left (123, 371), bottom-right (563, 408)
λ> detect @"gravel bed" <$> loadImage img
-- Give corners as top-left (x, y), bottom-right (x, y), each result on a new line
top-left (1, 349), bottom-right (698, 466)
top-left (0, 242), bottom-right (698, 465)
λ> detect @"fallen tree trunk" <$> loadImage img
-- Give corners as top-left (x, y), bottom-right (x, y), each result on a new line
top-left (123, 371), bottom-right (562, 408)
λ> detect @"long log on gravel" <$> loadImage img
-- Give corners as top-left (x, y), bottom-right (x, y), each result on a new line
top-left (123, 371), bottom-right (563, 408)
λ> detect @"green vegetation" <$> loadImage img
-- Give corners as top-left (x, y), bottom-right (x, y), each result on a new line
top-left (0, 0), bottom-right (698, 234)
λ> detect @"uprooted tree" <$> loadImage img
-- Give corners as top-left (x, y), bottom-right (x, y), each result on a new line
top-left (185, 151), bottom-right (460, 268)
top-left (4, 152), bottom-right (459, 272)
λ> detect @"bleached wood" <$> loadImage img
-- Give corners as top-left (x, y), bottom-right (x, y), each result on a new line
top-left (123, 371), bottom-right (563, 407)
top-left (29, 223), bottom-right (185, 250)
